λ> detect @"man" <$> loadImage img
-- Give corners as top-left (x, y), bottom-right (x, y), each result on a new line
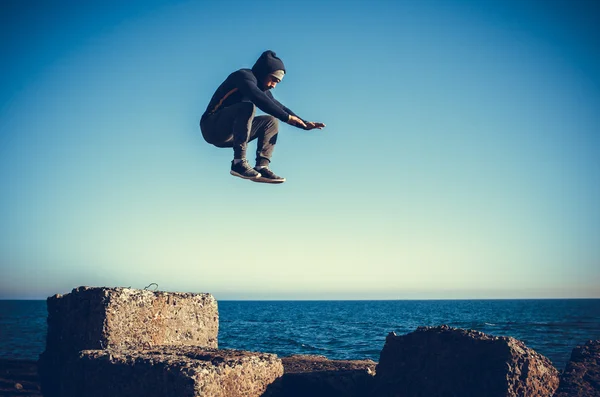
top-left (200, 50), bottom-right (325, 184)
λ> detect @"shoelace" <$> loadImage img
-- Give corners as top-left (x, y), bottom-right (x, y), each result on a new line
top-left (259, 168), bottom-right (281, 179)
top-left (239, 160), bottom-right (254, 171)
top-left (260, 168), bottom-right (274, 177)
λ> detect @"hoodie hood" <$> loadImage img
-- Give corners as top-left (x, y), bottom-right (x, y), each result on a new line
top-left (251, 50), bottom-right (286, 81)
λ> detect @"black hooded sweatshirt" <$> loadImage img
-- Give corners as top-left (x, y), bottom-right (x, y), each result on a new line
top-left (201, 51), bottom-right (302, 123)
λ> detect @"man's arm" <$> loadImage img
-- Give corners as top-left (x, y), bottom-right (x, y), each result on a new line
top-left (270, 93), bottom-right (326, 130)
top-left (270, 95), bottom-right (302, 121)
top-left (268, 92), bottom-right (312, 129)
top-left (236, 73), bottom-right (290, 122)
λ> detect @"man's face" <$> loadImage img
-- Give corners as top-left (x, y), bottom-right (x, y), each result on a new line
top-left (263, 75), bottom-right (281, 90)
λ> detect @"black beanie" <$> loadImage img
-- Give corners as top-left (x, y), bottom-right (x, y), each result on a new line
top-left (251, 50), bottom-right (286, 80)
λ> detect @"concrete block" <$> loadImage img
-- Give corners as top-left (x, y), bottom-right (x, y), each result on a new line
top-left (61, 346), bottom-right (283, 397)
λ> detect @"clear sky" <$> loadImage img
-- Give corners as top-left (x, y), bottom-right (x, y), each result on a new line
top-left (1, 0), bottom-right (599, 300)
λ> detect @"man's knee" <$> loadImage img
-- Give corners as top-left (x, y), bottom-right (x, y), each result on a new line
top-left (266, 115), bottom-right (279, 131)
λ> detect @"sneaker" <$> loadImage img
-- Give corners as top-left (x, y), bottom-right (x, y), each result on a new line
top-left (231, 160), bottom-right (261, 180)
top-left (252, 167), bottom-right (286, 184)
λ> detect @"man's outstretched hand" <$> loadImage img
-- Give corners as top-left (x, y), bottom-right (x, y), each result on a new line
top-left (304, 121), bottom-right (326, 130)
top-left (288, 115), bottom-right (326, 130)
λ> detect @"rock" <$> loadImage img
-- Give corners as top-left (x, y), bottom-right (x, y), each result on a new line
top-left (264, 354), bottom-right (376, 397)
top-left (373, 325), bottom-right (560, 397)
top-left (39, 286), bottom-right (218, 397)
top-left (44, 286), bottom-right (218, 350)
top-left (555, 340), bottom-right (600, 397)
top-left (59, 346), bottom-right (283, 397)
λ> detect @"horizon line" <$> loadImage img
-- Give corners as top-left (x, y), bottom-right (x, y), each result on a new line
top-left (2, 297), bottom-right (599, 301)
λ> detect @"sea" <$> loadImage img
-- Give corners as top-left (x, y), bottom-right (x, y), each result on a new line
top-left (1, 299), bottom-right (599, 371)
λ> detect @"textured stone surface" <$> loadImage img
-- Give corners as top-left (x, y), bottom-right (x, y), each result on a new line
top-left (555, 340), bottom-right (600, 397)
top-left (373, 325), bottom-right (560, 397)
top-left (59, 346), bottom-right (283, 397)
top-left (263, 354), bottom-right (376, 397)
top-left (44, 286), bottom-right (218, 350)
top-left (39, 286), bottom-right (218, 397)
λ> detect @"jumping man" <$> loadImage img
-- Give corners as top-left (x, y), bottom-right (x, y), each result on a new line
top-left (200, 50), bottom-right (325, 184)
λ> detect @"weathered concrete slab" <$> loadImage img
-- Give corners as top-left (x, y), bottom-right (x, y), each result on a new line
top-left (60, 346), bottom-right (283, 397)
top-left (263, 354), bottom-right (376, 397)
top-left (44, 286), bottom-right (218, 351)
top-left (373, 325), bottom-right (560, 397)
top-left (555, 340), bottom-right (600, 397)
top-left (39, 286), bottom-right (218, 397)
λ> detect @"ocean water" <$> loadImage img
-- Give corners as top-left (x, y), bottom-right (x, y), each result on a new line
top-left (1, 299), bottom-right (598, 370)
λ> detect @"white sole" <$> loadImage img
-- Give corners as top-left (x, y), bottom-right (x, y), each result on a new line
top-left (251, 177), bottom-right (285, 184)
top-left (230, 170), bottom-right (261, 180)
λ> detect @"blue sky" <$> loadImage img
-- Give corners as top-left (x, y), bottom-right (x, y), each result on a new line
top-left (1, 0), bottom-right (599, 300)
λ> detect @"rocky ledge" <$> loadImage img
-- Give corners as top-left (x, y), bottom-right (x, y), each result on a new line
top-left (34, 286), bottom-right (599, 396)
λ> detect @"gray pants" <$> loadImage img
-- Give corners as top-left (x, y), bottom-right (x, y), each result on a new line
top-left (200, 102), bottom-right (279, 167)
